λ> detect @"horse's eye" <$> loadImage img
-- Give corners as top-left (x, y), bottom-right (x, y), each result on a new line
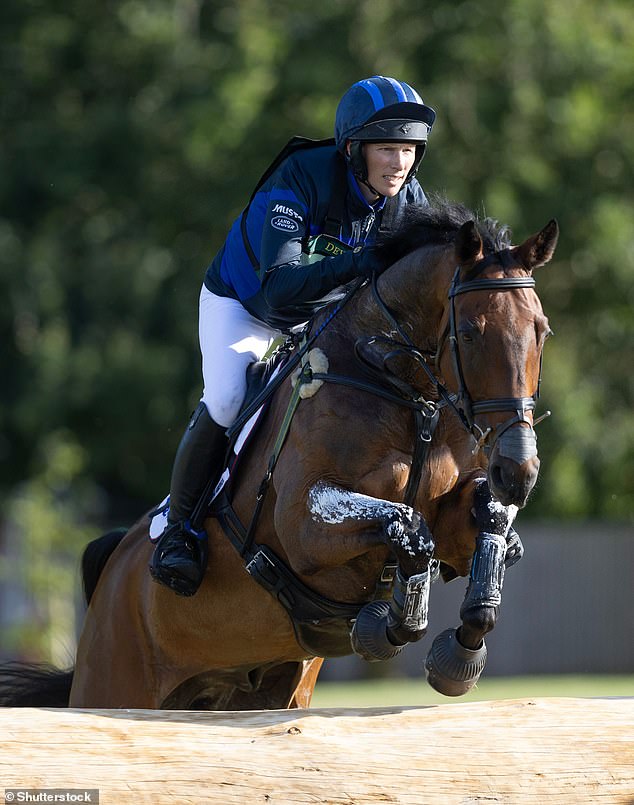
top-left (459, 319), bottom-right (481, 344)
top-left (459, 325), bottom-right (477, 344)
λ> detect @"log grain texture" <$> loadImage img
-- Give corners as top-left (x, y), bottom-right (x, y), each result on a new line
top-left (1, 697), bottom-right (632, 804)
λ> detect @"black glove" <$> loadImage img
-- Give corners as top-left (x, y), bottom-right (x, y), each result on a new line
top-left (471, 479), bottom-right (515, 536)
top-left (351, 247), bottom-right (389, 279)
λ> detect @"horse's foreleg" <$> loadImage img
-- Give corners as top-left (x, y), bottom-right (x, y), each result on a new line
top-left (307, 481), bottom-right (434, 576)
top-left (458, 479), bottom-right (520, 649)
top-left (307, 482), bottom-right (435, 662)
top-left (425, 479), bottom-right (521, 696)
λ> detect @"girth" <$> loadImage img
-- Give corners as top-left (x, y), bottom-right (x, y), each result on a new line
top-left (213, 497), bottom-right (365, 657)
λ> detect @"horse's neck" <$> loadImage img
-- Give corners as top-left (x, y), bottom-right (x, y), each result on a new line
top-left (354, 246), bottom-right (452, 346)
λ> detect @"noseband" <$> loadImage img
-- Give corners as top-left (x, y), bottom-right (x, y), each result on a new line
top-left (371, 248), bottom-right (549, 459)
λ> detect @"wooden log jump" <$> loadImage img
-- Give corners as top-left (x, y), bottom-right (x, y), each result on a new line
top-left (1, 698), bottom-right (632, 803)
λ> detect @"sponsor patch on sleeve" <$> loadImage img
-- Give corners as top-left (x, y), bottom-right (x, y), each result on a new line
top-left (271, 215), bottom-right (300, 233)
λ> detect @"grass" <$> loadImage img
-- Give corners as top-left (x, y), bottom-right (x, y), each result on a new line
top-left (311, 675), bottom-right (634, 708)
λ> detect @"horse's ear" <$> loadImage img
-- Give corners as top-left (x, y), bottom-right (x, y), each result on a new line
top-left (515, 219), bottom-right (559, 271)
top-left (455, 221), bottom-right (483, 273)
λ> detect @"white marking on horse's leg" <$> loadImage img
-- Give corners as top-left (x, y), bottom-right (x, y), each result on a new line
top-left (308, 481), bottom-right (415, 525)
top-left (307, 481), bottom-right (431, 560)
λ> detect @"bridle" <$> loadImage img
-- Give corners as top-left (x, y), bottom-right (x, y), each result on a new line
top-left (370, 247), bottom-right (550, 459)
top-left (443, 248), bottom-right (549, 454)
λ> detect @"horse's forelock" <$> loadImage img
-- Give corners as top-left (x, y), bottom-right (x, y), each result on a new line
top-left (377, 196), bottom-right (512, 266)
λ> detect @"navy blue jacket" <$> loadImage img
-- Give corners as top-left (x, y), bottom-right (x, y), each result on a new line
top-left (204, 143), bottom-right (427, 330)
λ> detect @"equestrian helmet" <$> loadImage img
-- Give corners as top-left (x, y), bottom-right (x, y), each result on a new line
top-left (335, 76), bottom-right (436, 185)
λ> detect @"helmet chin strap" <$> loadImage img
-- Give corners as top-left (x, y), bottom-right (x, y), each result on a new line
top-left (346, 143), bottom-right (381, 199)
top-left (359, 175), bottom-right (381, 199)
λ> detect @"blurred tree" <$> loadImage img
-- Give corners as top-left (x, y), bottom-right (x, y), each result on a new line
top-left (1, 0), bottom-right (632, 549)
top-left (0, 431), bottom-right (99, 661)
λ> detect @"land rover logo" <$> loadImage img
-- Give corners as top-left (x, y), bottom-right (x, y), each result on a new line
top-left (271, 216), bottom-right (299, 233)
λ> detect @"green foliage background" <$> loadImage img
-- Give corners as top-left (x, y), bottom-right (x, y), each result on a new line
top-left (1, 1), bottom-right (632, 656)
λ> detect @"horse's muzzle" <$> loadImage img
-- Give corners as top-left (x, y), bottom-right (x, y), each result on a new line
top-left (488, 426), bottom-right (540, 507)
top-left (488, 454), bottom-right (540, 507)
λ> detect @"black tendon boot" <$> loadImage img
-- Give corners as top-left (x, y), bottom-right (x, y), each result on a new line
top-left (150, 402), bottom-right (228, 596)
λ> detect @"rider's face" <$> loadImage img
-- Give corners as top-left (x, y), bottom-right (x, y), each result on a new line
top-left (362, 142), bottom-right (417, 201)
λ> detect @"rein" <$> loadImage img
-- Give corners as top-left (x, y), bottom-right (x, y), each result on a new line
top-left (232, 245), bottom-right (548, 543)
top-left (226, 275), bottom-right (366, 442)
top-left (211, 270), bottom-right (446, 645)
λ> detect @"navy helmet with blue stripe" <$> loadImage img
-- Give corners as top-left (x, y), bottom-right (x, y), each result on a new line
top-left (335, 76), bottom-right (436, 187)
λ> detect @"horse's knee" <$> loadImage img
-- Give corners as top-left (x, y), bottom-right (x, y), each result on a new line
top-left (384, 512), bottom-right (434, 577)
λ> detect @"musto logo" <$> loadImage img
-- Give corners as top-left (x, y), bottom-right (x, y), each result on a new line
top-left (271, 216), bottom-right (299, 233)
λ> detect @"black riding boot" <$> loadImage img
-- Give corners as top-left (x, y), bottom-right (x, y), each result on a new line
top-left (150, 402), bottom-right (228, 596)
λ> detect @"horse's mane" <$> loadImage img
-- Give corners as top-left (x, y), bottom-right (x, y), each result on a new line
top-left (376, 194), bottom-right (512, 264)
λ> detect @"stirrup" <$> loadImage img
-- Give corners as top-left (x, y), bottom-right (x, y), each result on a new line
top-left (149, 521), bottom-right (208, 597)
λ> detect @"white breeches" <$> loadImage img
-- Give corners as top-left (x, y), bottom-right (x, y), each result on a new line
top-left (198, 285), bottom-right (280, 428)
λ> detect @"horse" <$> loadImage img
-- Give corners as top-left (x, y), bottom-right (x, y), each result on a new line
top-left (0, 198), bottom-right (558, 709)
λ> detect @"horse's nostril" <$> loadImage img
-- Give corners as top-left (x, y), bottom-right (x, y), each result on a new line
top-left (490, 464), bottom-right (504, 491)
top-left (488, 455), bottom-right (540, 508)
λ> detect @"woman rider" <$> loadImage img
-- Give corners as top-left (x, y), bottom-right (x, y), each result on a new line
top-left (150, 76), bottom-right (436, 596)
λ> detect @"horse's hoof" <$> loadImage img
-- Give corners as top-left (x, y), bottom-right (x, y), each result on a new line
top-left (350, 601), bottom-right (405, 662)
top-left (424, 627), bottom-right (487, 696)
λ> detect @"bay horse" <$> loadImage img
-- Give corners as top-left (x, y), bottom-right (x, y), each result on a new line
top-left (0, 199), bottom-right (558, 709)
